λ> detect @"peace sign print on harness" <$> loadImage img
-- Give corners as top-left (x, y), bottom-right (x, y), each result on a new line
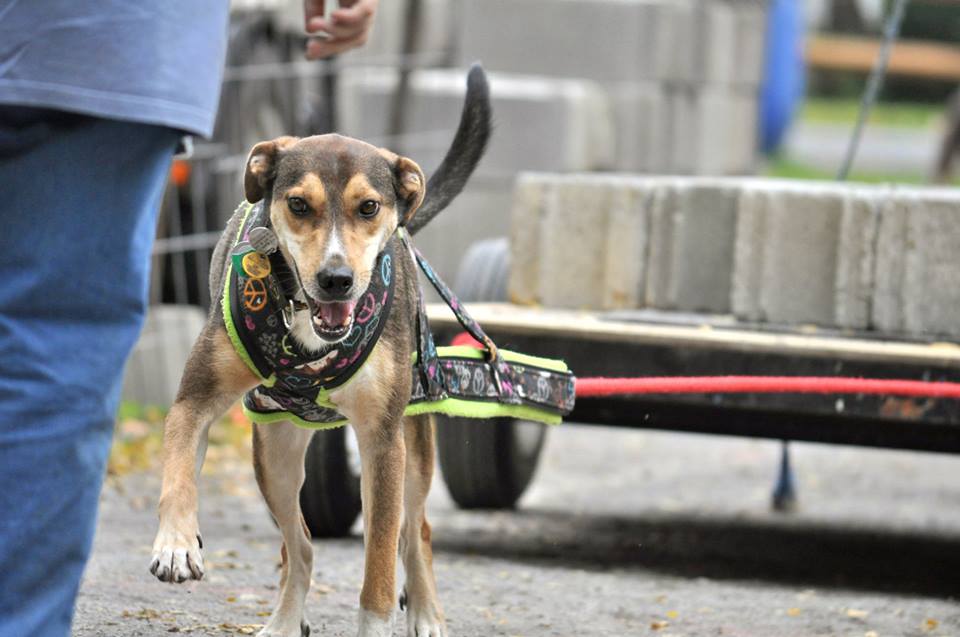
top-left (243, 278), bottom-right (268, 312)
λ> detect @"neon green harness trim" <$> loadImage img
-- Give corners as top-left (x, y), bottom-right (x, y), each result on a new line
top-left (221, 201), bottom-right (276, 387)
top-left (240, 347), bottom-right (568, 428)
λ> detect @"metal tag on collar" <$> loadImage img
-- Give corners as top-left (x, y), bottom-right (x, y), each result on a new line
top-left (248, 226), bottom-right (278, 254)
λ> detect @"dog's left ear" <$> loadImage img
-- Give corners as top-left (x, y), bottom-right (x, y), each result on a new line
top-left (244, 136), bottom-right (299, 203)
top-left (381, 150), bottom-right (425, 225)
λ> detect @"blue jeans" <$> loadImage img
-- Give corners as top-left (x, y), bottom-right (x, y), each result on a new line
top-left (0, 108), bottom-right (180, 637)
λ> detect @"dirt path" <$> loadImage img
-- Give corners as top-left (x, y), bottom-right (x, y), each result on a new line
top-left (75, 425), bottom-right (960, 636)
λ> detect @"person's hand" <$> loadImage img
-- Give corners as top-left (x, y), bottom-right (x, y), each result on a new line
top-left (304, 0), bottom-right (379, 59)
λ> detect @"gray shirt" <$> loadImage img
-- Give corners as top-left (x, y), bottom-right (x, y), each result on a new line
top-left (0, 1), bottom-right (230, 137)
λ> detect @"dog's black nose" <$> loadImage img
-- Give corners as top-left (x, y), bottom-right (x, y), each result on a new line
top-left (317, 266), bottom-right (354, 296)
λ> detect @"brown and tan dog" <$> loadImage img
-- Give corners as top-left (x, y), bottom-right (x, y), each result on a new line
top-left (149, 66), bottom-right (490, 637)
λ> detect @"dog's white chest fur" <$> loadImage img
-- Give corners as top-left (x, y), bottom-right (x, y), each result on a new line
top-left (327, 346), bottom-right (395, 427)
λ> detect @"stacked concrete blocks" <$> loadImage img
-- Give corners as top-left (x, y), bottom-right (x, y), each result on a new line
top-left (337, 68), bottom-right (614, 179)
top-left (456, 0), bottom-right (682, 84)
top-left (510, 173), bottom-right (960, 339)
top-left (455, 0), bottom-right (767, 176)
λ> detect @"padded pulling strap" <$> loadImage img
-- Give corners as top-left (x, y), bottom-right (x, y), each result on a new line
top-left (399, 230), bottom-right (575, 416)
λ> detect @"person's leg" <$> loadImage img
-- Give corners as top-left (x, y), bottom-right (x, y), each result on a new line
top-left (0, 108), bottom-right (180, 637)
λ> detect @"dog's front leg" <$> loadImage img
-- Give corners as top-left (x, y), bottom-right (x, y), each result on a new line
top-left (251, 421), bottom-right (315, 637)
top-left (353, 418), bottom-right (406, 637)
top-left (400, 414), bottom-right (447, 637)
top-left (150, 325), bottom-right (257, 583)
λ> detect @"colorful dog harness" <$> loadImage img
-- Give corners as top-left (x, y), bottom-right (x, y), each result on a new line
top-left (223, 201), bottom-right (576, 429)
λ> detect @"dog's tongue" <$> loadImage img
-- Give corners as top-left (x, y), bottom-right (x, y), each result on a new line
top-left (317, 300), bottom-right (356, 327)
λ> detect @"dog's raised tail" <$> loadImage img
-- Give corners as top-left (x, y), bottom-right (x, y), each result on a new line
top-left (407, 63), bottom-right (492, 235)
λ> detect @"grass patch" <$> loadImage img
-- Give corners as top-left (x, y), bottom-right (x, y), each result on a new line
top-left (800, 98), bottom-right (943, 129)
top-left (762, 156), bottom-right (932, 184)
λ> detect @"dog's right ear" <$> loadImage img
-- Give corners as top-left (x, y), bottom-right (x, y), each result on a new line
top-left (244, 136), bottom-right (299, 203)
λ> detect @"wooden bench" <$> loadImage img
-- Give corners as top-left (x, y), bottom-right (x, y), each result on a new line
top-left (806, 34), bottom-right (960, 82)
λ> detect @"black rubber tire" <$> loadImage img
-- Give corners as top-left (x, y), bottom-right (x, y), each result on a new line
top-left (435, 238), bottom-right (548, 509)
top-left (299, 428), bottom-right (362, 538)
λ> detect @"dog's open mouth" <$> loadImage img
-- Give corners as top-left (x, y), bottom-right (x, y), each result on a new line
top-left (311, 300), bottom-right (357, 340)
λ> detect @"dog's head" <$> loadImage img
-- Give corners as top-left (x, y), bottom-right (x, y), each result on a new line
top-left (244, 134), bottom-right (425, 343)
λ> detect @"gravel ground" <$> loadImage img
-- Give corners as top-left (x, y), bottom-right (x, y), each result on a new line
top-left (74, 425), bottom-right (960, 637)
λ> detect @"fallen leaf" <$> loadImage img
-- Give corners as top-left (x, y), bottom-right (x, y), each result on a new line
top-left (864, 631), bottom-right (879, 637)
top-left (650, 620), bottom-right (668, 631)
top-left (924, 618), bottom-right (939, 631)
top-left (847, 609), bottom-right (869, 619)
top-left (122, 608), bottom-right (162, 620)
top-left (787, 608), bottom-right (802, 617)
top-left (666, 611), bottom-right (679, 619)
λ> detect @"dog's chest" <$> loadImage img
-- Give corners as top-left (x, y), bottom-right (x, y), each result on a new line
top-left (327, 343), bottom-right (397, 426)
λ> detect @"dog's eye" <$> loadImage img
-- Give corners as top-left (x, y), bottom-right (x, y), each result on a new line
top-left (287, 197), bottom-right (309, 216)
top-left (358, 200), bottom-right (380, 218)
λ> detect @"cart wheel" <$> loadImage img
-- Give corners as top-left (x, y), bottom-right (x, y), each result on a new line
top-left (299, 427), bottom-right (362, 537)
top-left (435, 238), bottom-right (548, 509)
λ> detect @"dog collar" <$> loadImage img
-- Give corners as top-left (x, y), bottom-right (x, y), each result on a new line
top-left (224, 202), bottom-right (396, 399)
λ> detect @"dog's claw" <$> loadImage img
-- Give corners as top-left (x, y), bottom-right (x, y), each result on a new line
top-left (150, 529), bottom-right (205, 583)
top-left (301, 620), bottom-right (311, 637)
top-left (399, 589), bottom-right (407, 611)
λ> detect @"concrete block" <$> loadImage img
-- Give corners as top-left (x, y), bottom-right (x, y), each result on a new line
top-left (730, 3), bottom-right (769, 88)
top-left (733, 183), bottom-right (846, 325)
top-left (337, 68), bottom-right (614, 179)
top-left (730, 185), bottom-right (766, 320)
top-left (691, 1), bottom-right (737, 85)
top-left (645, 179), bottom-right (740, 313)
top-left (666, 88), bottom-right (698, 175)
top-left (873, 189), bottom-right (960, 336)
top-left (871, 189), bottom-right (909, 333)
top-left (507, 174), bottom-right (559, 305)
top-left (122, 305), bottom-right (206, 408)
top-left (669, 88), bottom-right (758, 175)
top-left (456, 0), bottom-right (682, 84)
top-left (610, 83), bottom-right (671, 174)
top-left (602, 178), bottom-right (653, 309)
top-left (537, 176), bottom-right (615, 308)
top-left (835, 188), bottom-right (881, 329)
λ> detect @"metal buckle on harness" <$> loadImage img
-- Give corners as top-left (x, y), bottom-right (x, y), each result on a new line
top-left (482, 336), bottom-right (506, 396)
top-left (282, 299), bottom-right (297, 330)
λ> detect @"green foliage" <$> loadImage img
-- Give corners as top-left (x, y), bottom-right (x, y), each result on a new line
top-left (800, 98), bottom-right (941, 128)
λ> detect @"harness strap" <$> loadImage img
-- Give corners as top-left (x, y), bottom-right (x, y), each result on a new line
top-left (400, 229), bottom-right (511, 396)
top-left (398, 230), bottom-right (447, 401)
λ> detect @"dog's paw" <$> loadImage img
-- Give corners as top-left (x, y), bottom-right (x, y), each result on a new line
top-left (358, 608), bottom-right (394, 637)
top-left (405, 604), bottom-right (447, 637)
top-left (149, 527), bottom-right (204, 583)
top-left (256, 619), bottom-right (310, 637)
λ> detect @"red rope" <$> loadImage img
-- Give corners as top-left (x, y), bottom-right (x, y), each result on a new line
top-left (574, 376), bottom-right (960, 399)
top-left (450, 332), bottom-right (960, 399)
